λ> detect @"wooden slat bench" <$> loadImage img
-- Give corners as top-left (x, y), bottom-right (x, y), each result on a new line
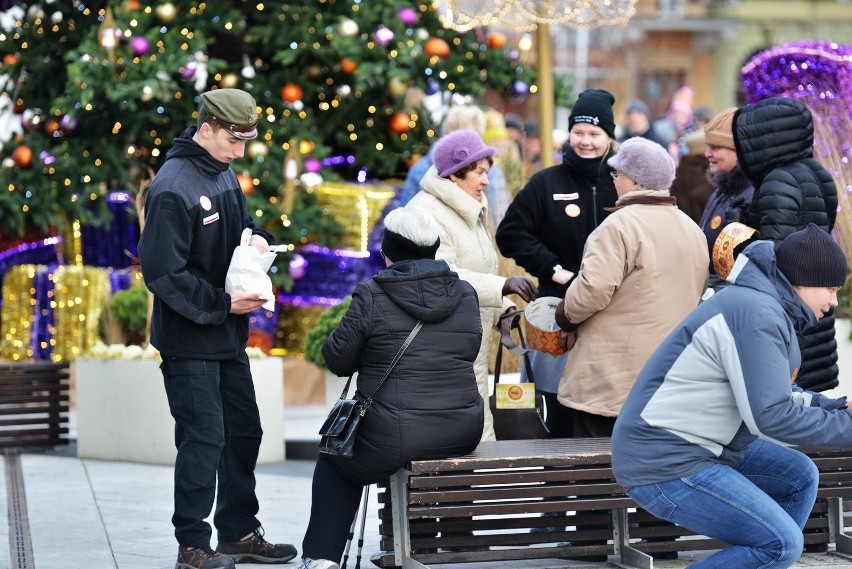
top-left (0, 362), bottom-right (70, 448)
top-left (374, 438), bottom-right (852, 569)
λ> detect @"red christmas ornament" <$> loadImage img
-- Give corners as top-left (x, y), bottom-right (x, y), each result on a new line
top-left (237, 172), bottom-right (254, 195)
top-left (339, 58), bottom-right (359, 73)
top-left (424, 38), bottom-right (450, 59)
top-left (44, 120), bottom-right (60, 136)
top-left (487, 32), bottom-right (507, 49)
top-left (12, 145), bottom-right (33, 168)
top-left (281, 83), bottom-right (303, 103)
top-left (3, 53), bottom-right (17, 66)
top-left (388, 112), bottom-right (411, 134)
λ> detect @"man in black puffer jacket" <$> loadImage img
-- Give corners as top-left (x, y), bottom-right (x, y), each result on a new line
top-left (733, 96), bottom-right (840, 392)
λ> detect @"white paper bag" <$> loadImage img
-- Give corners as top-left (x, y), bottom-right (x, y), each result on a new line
top-left (225, 228), bottom-right (277, 311)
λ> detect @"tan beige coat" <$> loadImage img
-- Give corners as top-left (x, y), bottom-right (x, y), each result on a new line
top-left (409, 166), bottom-right (510, 440)
top-left (558, 191), bottom-right (708, 417)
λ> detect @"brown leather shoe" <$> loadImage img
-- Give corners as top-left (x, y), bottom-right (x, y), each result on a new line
top-left (176, 546), bottom-right (236, 569)
top-left (216, 527), bottom-right (298, 564)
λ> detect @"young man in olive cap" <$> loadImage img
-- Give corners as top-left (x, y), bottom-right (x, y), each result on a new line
top-left (138, 89), bottom-right (297, 569)
top-left (612, 224), bottom-right (852, 568)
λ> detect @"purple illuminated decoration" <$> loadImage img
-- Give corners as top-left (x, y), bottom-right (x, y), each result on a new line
top-left (286, 245), bottom-right (384, 301)
top-left (741, 41), bottom-right (851, 246)
top-left (31, 266), bottom-right (56, 360)
top-left (0, 236), bottom-right (62, 290)
top-left (80, 192), bottom-right (139, 268)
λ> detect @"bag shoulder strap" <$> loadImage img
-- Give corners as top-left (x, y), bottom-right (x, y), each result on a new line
top-left (495, 309), bottom-right (535, 385)
top-left (337, 321), bottom-right (424, 405)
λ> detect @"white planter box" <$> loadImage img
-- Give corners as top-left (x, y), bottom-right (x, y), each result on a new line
top-left (75, 357), bottom-right (285, 465)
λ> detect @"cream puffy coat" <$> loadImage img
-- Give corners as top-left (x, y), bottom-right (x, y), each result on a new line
top-left (409, 166), bottom-right (509, 441)
top-left (558, 191), bottom-right (709, 418)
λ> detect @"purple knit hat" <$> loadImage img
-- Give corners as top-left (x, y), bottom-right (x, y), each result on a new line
top-left (433, 129), bottom-right (496, 178)
top-left (608, 136), bottom-right (676, 191)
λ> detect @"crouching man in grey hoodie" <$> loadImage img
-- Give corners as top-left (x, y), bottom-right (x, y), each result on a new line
top-left (612, 224), bottom-right (851, 569)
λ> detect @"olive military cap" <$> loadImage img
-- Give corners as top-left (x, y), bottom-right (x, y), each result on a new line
top-left (200, 88), bottom-right (258, 140)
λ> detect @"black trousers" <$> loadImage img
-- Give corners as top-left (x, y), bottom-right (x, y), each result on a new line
top-left (541, 392), bottom-right (574, 438)
top-left (301, 454), bottom-right (371, 563)
top-left (161, 351), bottom-right (263, 547)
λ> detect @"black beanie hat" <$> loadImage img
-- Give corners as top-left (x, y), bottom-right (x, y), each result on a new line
top-left (776, 224), bottom-right (848, 287)
top-left (569, 89), bottom-right (616, 139)
top-left (381, 230), bottom-right (440, 263)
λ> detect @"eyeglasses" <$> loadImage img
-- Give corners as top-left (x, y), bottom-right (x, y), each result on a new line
top-left (610, 170), bottom-right (620, 181)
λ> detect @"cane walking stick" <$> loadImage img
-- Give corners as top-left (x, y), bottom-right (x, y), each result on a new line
top-left (341, 503), bottom-right (359, 569)
top-left (354, 485), bottom-right (371, 569)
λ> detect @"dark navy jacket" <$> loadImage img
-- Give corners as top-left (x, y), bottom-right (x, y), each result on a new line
top-left (138, 126), bottom-right (274, 359)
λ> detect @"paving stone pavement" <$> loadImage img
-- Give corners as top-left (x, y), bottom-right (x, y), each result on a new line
top-left (3, 445), bottom-right (852, 569)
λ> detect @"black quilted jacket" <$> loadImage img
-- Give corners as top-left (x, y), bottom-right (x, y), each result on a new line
top-left (322, 259), bottom-right (484, 479)
top-left (734, 97), bottom-right (839, 391)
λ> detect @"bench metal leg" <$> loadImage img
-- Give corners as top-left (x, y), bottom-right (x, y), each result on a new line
top-left (389, 469), bottom-right (429, 569)
top-left (828, 497), bottom-right (852, 555)
top-left (612, 508), bottom-right (654, 569)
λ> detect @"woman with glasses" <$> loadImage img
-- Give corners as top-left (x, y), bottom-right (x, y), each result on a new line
top-left (554, 136), bottom-right (708, 438)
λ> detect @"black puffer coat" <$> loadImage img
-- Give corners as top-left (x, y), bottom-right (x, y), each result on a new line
top-left (734, 97), bottom-right (839, 392)
top-left (322, 258), bottom-right (483, 480)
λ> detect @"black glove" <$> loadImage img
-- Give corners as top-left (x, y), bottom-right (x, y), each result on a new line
top-left (725, 197), bottom-right (751, 224)
top-left (502, 276), bottom-right (537, 302)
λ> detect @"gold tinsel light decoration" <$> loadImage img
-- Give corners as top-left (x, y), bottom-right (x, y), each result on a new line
top-left (313, 182), bottom-right (397, 252)
top-left (0, 265), bottom-right (38, 360)
top-left (50, 265), bottom-right (111, 361)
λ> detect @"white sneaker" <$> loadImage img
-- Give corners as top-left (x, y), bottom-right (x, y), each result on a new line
top-left (297, 558), bottom-right (340, 569)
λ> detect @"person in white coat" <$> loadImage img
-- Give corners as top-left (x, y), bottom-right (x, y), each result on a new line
top-left (408, 129), bottom-right (537, 441)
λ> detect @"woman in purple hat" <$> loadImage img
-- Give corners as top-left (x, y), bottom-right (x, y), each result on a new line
top-left (408, 128), bottom-right (537, 442)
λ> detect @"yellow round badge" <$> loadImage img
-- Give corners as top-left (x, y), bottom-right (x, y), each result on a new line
top-left (710, 215), bottom-right (722, 230)
top-left (507, 385), bottom-right (524, 401)
top-left (565, 204), bottom-right (581, 218)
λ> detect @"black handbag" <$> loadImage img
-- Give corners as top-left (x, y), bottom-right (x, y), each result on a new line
top-left (489, 309), bottom-right (549, 440)
top-left (318, 321), bottom-right (423, 458)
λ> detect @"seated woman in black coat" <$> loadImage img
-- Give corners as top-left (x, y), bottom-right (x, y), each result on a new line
top-left (297, 207), bottom-right (484, 569)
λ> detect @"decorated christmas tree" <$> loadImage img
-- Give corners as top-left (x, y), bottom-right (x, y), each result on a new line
top-left (1, 0), bottom-right (532, 252)
top-left (0, 1), bottom-right (534, 358)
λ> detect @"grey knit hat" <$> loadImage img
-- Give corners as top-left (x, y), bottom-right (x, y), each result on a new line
top-left (607, 136), bottom-right (676, 191)
top-left (776, 224), bottom-right (848, 287)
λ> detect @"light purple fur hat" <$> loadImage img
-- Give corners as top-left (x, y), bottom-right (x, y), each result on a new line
top-left (607, 136), bottom-right (676, 191)
top-left (433, 129), bottom-right (496, 178)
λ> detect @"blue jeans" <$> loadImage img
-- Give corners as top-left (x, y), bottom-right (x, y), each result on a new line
top-left (626, 439), bottom-right (818, 568)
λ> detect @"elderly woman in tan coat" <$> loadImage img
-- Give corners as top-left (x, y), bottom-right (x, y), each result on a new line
top-left (555, 136), bottom-right (708, 438)
top-left (408, 129), bottom-right (537, 441)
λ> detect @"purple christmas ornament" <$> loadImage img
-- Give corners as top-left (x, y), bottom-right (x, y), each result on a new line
top-left (373, 26), bottom-right (395, 47)
top-left (131, 36), bottom-right (149, 56)
top-left (398, 7), bottom-right (418, 26)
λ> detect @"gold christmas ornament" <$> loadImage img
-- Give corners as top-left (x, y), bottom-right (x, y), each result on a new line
top-left (388, 76), bottom-right (409, 98)
top-left (247, 141), bottom-right (269, 159)
top-left (219, 72), bottom-right (239, 89)
top-left (155, 2), bottom-right (178, 24)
